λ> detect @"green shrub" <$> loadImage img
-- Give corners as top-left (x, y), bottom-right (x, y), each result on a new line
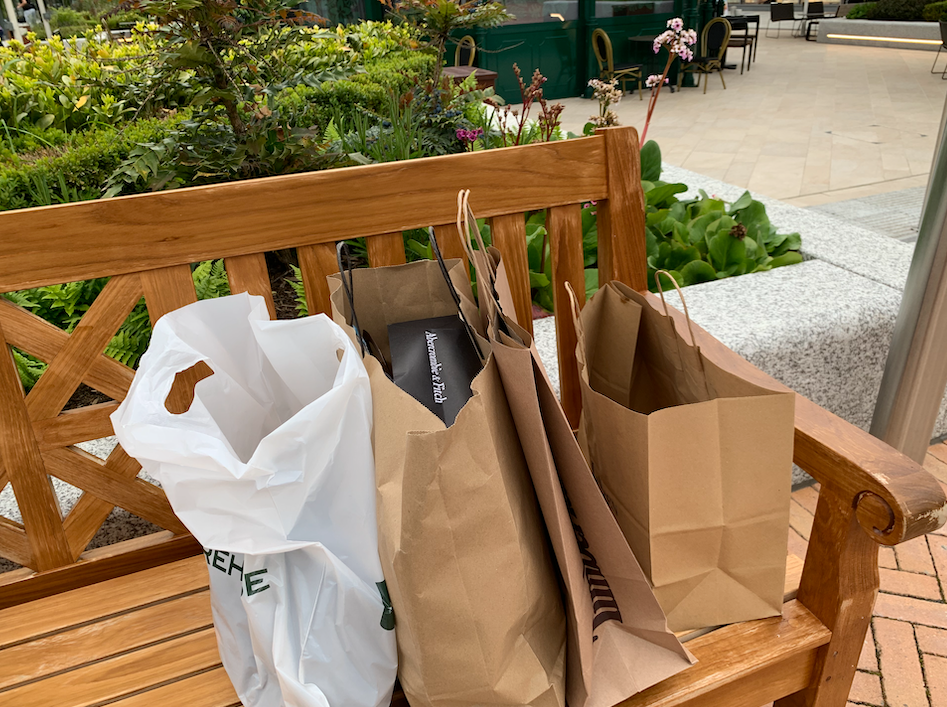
top-left (868, 0), bottom-right (933, 21)
top-left (845, 2), bottom-right (875, 19)
top-left (357, 52), bottom-right (437, 98)
top-left (924, 0), bottom-right (947, 21)
top-left (2, 260), bottom-right (230, 390)
top-left (50, 8), bottom-right (96, 31)
top-left (0, 114), bottom-right (186, 211)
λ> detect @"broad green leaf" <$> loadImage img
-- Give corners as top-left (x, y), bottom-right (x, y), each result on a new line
top-left (640, 139), bottom-right (662, 182)
top-left (770, 251), bottom-right (804, 268)
top-left (728, 190), bottom-right (753, 214)
top-left (680, 259), bottom-right (718, 286)
top-left (584, 268), bottom-right (599, 298)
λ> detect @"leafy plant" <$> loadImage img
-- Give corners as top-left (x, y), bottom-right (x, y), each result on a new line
top-left (866, 0), bottom-right (932, 20)
top-left (923, 0), bottom-right (947, 20)
top-left (1, 261), bottom-right (230, 390)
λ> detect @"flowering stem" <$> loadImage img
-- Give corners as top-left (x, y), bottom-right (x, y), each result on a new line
top-left (640, 53), bottom-right (674, 147)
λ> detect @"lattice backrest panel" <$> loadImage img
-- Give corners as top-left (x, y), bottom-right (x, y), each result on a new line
top-left (0, 127), bottom-right (646, 582)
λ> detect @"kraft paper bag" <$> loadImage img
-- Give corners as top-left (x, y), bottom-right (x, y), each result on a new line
top-left (328, 258), bottom-right (567, 707)
top-left (573, 278), bottom-right (794, 633)
top-left (454, 193), bottom-right (695, 707)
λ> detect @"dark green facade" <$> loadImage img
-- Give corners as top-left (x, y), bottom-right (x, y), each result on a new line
top-left (363, 0), bottom-right (706, 101)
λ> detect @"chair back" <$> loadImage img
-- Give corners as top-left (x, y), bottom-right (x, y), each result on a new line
top-left (941, 20), bottom-right (947, 46)
top-left (770, 3), bottom-right (795, 21)
top-left (592, 28), bottom-right (614, 75)
top-left (454, 35), bottom-right (475, 67)
top-left (703, 17), bottom-right (732, 61)
top-left (807, 1), bottom-right (824, 18)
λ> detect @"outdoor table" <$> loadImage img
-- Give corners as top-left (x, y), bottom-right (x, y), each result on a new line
top-left (628, 35), bottom-right (677, 92)
top-left (443, 66), bottom-right (498, 92)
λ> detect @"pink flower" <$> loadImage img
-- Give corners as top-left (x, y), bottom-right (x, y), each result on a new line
top-left (646, 74), bottom-right (669, 88)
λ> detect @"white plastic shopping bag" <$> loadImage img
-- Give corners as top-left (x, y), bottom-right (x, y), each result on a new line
top-left (111, 292), bottom-right (397, 707)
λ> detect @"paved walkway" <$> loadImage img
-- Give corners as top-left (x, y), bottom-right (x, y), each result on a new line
top-left (557, 30), bottom-right (946, 206)
top-left (781, 441), bottom-right (947, 707)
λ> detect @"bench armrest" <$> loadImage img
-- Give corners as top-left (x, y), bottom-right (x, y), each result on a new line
top-left (646, 293), bottom-right (947, 547)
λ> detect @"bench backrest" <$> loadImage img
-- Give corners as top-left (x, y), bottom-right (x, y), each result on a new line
top-left (0, 125), bottom-right (647, 605)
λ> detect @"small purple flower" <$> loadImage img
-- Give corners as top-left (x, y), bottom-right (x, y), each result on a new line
top-left (456, 127), bottom-right (484, 146)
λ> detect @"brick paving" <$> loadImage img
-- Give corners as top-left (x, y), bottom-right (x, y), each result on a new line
top-left (783, 440), bottom-right (947, 707)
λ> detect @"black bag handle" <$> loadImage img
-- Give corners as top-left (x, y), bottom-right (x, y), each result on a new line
top-left (336, 242), bottom-right (392, 376)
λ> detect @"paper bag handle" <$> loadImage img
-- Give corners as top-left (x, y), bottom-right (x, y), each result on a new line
top-left (455, 189), bottom-right (514, 338)
top-left (564, 281), bottom-right (589, 371)
top-left (653, 270), bottom-right (711, 398)
top-left (428, 224), bottom-right (486, 362)
top-left (653, 270), bottom-right (701, 349)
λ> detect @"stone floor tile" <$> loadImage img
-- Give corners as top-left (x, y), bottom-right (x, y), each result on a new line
top-left (895, 536), bottom-right (936, 576)
top-left (789, 498), bottom-right (815, 541)
top-left (792, 484), bottom-right (819, 516)
top-left (880, 546), bottom-right (898, 570)
top-left (848, 670), bottom-right (884, 706)
top-left (875, 617), bottom-right (928, 707)
top-left (787, 528), bottom-right (809, 564)
top-left (880, 568), bottom-right (943, 602)
top-left (859, 623), bottom-right (878, 672)
top-left (875, 593), bottom-right (947, 630)
top-left (918, 626), bottom-right (947, 658)
top-left (927, 534), bottom-right (947, 590)
top-left (927, 654), bottom-right (947, 707)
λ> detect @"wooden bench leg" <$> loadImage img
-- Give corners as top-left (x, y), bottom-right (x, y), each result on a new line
top-left (775, 485), bottom-right (879, 707)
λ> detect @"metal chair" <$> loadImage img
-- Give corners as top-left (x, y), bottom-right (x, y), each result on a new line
top-left (592, 28), bottom-right (643, 100)
top-left (766, 2), bottom-right (795, 38)
top-left (678, 17), bottom-right (731, 94)
top-left (726, 15), bottom-right (757, 73)
top-left (933, 21), bottom-right (947, 80)
top-left (454, 35), bottom-right (475, 67)
top-left (797, 1), bottom-right (825, 39)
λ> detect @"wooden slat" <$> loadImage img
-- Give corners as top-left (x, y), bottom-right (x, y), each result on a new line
top-left (297, 242), bottom-right (338, 316)
top-left (141, 265), bottom-right (199, 415)
top-left (25, 274), bottom-right (142, 421)
top-left (490, 213), bottom-right (533, 335)
top-left (0, 516), bottom-right (32, 568)
top-left (224, 253), bottom-right (276, 319)
top-left (597, 126), bottom-right (648, 290)
top-left (0, 555), bottom-right (206, 645)
top-left (0, 627), bottom-right (222, 707)
top-left (547, 203), bottom-right (586, 429)
top-left (108, 668), bottom-right (239, 707)
top-left (0, 591), bottom-right (212, 689)
top-left (62, 444), bottom-right (161, 558)
top-left (140, 265), bottom-right (198, 325)
top-left (433, 223), bottom-right (468, 270)
top-left (775, 488), bottom-right (879, 707)
top-left (0, 532), bottom-right (201, 611)
top-left (0, 324), bottom-right (71, 572)
top-left (367, 232), bottom-right (407, 268)
top-left (621, 600), bottom-right (830, 707)
top-left (34, 402), bottom-right (119, 451)
top-left (0, 298), bottom-right (133, 402)
top-left (0, 137), bottom-right (608, 292)
top-left (44, 447), bottom-right (187, 535)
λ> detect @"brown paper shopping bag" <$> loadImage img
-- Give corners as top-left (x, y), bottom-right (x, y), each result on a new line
top-left (571, 274), bottom-right (794, 633)
top-left (328, 256), bottom-right (566, 707)
top-left (454, 193), bottom-right (695, 707)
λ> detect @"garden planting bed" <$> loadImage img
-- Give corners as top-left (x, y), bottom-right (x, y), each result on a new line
top-left (817, 18), bottom-right (942, 50)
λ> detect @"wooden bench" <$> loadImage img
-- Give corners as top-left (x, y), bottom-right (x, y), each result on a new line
top-left (0, 125), bottom-right (943, 707)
